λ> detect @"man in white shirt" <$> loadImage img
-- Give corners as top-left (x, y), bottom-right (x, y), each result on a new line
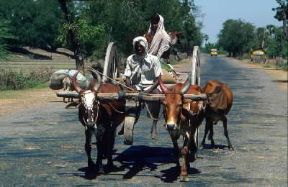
top-left (124, 36), bottom-right (162, 92)
top-left (123, 36), bottom-right (162, 141)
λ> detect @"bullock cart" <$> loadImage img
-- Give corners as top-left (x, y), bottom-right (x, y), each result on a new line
top-left (56, 42), bottom-right (205, 145)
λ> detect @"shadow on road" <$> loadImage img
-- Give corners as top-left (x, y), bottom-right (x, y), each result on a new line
top-left (201, 144), bottom-right (229, 150)
top-left (74, 145), bottom-right (201, 182)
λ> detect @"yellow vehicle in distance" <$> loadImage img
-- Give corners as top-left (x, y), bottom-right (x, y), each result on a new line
top-left (210, 48), bottom-right (218, 56)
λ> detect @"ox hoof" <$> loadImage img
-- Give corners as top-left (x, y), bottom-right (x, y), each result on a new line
top-left (96, 166), bottom-right (104, 174)
top-left (201, 141), bottom-right (205, 147)
top-left (124, 139), bottom-right (133, 145)
top-left (180, 175), bottom-right (189, 182)
top-left (88, 160), bottom-right (95, 169)
top-left (105, 163), bottom-right (120, 173)
top-left (151, 133), bottom-right (158, 140)
top-left (228, 145), bottom-right (234, 151)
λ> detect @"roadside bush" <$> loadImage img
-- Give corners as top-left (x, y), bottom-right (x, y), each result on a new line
top-left (0, 68), bottom-right (53, 90)
top-left (275, 58), bottom-right (288, 70)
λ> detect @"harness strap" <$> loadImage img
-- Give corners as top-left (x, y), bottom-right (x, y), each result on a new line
top-left (107, 103), bottom-right (125, 114)
top-left (87, 67), bottom-right (137, 92)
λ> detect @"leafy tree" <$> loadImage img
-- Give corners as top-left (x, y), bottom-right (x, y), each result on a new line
top-left (58, 0), bottom-right (86, 71)
top-left (0, 20), bottom-right (13, 60)
top-left (218, 19), bottom-right (255, 57)
top-left (273, 0), bottom-right (288, 40)
top-left (0, 0), bottom-right (61, 49)
top-left (81, 0), bottom-right (201, 57)
top-left (266, 26), bottom-right (288, 58)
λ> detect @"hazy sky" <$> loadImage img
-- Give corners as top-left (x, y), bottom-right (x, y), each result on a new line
top-left (194, 0), bottom-right (282, 43)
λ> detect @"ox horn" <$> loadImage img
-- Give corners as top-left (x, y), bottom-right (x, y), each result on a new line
top-left (159, 77), bottom-right (168, 93)
top-left (88, 68), bottom-right (102, 92)
top-left (71, 71), bottom-right (84, 93)
top-left (181, 74), bottom-right (191, 94)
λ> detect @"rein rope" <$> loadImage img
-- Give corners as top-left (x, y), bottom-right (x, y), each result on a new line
top-left (86, 67), bottom-right (137, 92)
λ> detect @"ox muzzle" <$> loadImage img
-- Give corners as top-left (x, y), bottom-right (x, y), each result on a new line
top-left (85, 109), bottom-right (96, 127)
top-left (166, 123), bottom-right (177, 130)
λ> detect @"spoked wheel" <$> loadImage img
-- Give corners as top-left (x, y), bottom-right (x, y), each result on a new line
top-left (191, 46), bottom-right (201, 86)
top-left (102, 42), bottom-right (120, 83)
top-left (123, 100), bottom-right (139, 145)
top-left (191, 46), bottom-right (201, 148)
top-left (123, 116), bottom-right (136, 145)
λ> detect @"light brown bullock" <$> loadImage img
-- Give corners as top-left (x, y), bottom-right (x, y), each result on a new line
top-left (71, 71), bottom-right (125, 173)
top-left (159, 77), bottom-right (205, 180)
top-left (201, 80), bottom-right (234, 150)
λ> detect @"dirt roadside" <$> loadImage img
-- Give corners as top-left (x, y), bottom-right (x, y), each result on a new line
top-left (0, 57), bottom-right (287, 118)
top-left (228, 57), bottom-right (287, 92)
top-left (0, 88), bottom-right (60, 117)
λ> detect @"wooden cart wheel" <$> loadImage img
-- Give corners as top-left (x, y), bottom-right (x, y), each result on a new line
top-left (191, 46), bottom-right (200, 86)
top-left (102, 42), bottom-right (119, 83)
top-left (123, 116), bottom-right (136, 145)
top-left (123, 99), bottom-right (139, 145)
top-left (191, 46), bottom-right (201, 148)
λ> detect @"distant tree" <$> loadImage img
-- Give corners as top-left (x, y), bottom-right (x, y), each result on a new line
top-left (82, 0), bottom-right (202, 56)
top-left (218, 19), bottom-right (255, 57)
top-left (0, 20), bottom-right (14, 60)
top-left (58, 0), bottom-right (85, 71)
top-left (203, 34), bottom-right (208, 45)
top-left (204, 42), bottom-right (217, 53)
top-left (273, 0), bottom-right (288, 40)
top-left (254, 27), bottom-right (266, 49)
top-left (0, 0), bottom-right (61, 49)
top-left (265, 26), bottom-right (287, 58)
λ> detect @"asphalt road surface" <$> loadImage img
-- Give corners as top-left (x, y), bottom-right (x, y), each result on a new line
top-left (0, 55), bottom-right (287, 186)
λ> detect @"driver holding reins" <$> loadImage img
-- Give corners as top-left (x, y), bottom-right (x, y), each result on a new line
top-left (123, 36), bottom-right (162, 141)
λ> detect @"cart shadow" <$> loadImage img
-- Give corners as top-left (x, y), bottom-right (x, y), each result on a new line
top-left (76, 145), bottom-right (201, 182)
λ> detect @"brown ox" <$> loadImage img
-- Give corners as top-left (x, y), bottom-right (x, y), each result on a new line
top-left (201, 80), bottom-right (234, 150)
top-left (71, 70), bottom-right (125, 173)
top-left (159, 77), bottom-right (205, 180)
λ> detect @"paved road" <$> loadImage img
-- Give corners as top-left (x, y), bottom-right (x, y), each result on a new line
top-left (0, 55), bottom-right (287, 186)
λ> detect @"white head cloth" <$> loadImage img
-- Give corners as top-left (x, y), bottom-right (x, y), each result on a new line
top-left (133, 36), bottom-right (148, 54)
top-left (147, 15), bottom-right (171, 58)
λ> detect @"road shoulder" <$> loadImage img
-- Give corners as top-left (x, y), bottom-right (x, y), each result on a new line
top-left (228, 57), bottom-right (287, 92)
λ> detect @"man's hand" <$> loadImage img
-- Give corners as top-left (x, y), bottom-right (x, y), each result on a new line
top-left (124, 77), bottom-right (137, 91)
top-left (143, 76), bottom-right (161, 93)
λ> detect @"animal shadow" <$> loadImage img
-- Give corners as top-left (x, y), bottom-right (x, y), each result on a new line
top-left (202, 143), bottom-right (227, 150)
top-left (75, 145), bottom-right (201, 182)
top-left (159, 165), bottom-right (201, 183)
top-left (77, 167), bottom-right (98, 180)
top-left (114, 145), bottom-right (200, 182)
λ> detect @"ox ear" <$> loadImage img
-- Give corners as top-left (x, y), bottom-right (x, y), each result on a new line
top-left (181, 74), bottom-right (191, 94)
top-left (70, 71), bottom-right (84, 93)
top-left (159, 77), bottom-right (168, 93)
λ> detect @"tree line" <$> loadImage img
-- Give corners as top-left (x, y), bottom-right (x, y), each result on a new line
top-left (205, 0), bottom-right (287, 62)
top-left (0, 0), bottom-right (286, 67)
top-left (0, 0), bottom-right (202, 69)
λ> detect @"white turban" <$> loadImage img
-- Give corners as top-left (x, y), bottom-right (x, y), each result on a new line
top-left (133, 36), bottom-right (148, 53)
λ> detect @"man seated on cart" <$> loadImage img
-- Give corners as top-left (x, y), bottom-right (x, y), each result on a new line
top-left (123, 36), bottom-right (162, 141)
